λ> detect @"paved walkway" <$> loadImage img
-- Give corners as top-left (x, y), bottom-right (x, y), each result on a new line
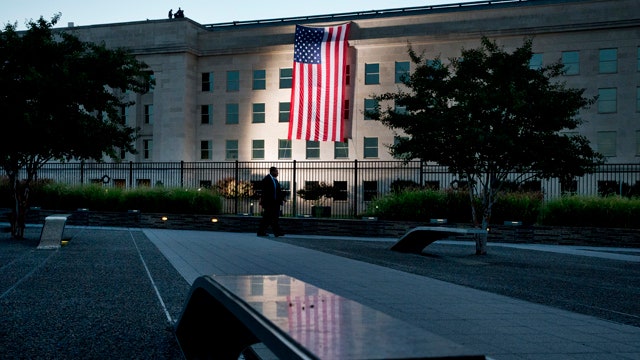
top-left (143, 228), bottom-right (640, 360)
top-left (2, 225), bottom-right (639, 359)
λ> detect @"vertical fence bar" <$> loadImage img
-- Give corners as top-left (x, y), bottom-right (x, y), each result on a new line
top-left (292, 160), bottom-right (297, 217)
top-left (353, 159), bottom-right (358, 217)
top-left (128, 161), bottom-right (133, 188)
top-left (80, 160), bottom-right (85, 185)
top-left (234, 160), bottom-right (239, 214)
top-left (180, 161), bottom-right (184, 188)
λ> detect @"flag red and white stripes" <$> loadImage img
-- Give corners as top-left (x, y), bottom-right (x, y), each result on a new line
top-left (288, 23), bottom-right (350, 142)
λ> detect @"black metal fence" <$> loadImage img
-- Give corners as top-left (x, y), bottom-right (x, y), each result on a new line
top-left (32, 161), bottom-right (640, 218)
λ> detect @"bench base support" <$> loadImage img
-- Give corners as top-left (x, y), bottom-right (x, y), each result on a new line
top-left (37, 215), bottom-right (71, 250)
top-left (390, 226), bottom-right (487, 253)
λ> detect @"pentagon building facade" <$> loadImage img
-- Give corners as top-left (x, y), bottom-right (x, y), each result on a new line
top-left (66, 0), bottom-right (639, 163)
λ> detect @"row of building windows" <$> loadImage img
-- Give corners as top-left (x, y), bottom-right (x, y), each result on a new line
top-left (197, 138), bottom-right (378, 161)
top-left (133, 84), bottom-right (638, 128)
top-left (200, 61), bottom-right (406, 93)
top-left (137, 129), bottom-right (640, 161)
top-left (186, 82), bottom-right (639, 127)
top-left (197, 46), bottom-right (640, 94)
top-left (531, 47), bottom-right (640, 75)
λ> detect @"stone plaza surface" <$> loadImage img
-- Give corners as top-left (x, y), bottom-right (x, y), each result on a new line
top-left (1, 224), bottom-right (639, 359)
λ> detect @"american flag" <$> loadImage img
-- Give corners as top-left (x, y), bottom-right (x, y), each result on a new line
top-left (288, 23), bottom-right (351, 142)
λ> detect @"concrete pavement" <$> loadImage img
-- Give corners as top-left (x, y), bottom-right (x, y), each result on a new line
top-left (2, 224), bottom-right (638, 359)
top-left (144, 228), bottom-right (640, 360)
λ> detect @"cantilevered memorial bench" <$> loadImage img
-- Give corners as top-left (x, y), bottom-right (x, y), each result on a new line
top-left (390, 226), bottom-right (487, 254)
top-left (175, 274), bottom-right (486, 360)
top-left (37, 214), bottom-right (72, 250)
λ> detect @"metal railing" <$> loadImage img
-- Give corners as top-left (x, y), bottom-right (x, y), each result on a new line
top-left (30, 161), bottom-right (640, 218)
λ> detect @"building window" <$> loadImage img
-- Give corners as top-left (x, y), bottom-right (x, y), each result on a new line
top-left (333, 181), bottom-right (348, 201)
top-left (253, 69), bottom-right (266, 90)
top-left (279, 181), bottom-right (291, 199)
top-left (394, 102), bottom-right (407, 115)
top-left (365, 63), bottom-right (379, 85)
top-left (636, 131), bottom-right (640, 156)
top-left (143, 139), bottom-right (152, 160)
top-left (279, 102), bottom-right (290, 122)
top-left (363, 137), bottom-right (378, 158)
top-left (226, 103), bottom-right (239, 124)
top-left (144, 104), bottom-right (153, 124)
top-left (364, 98), bottom-right (379, 120)
top-left (202, 72), bottom-right (213, 92)
top-left (137, 179), bottom-right (151, 187)
top-left (529, 53), bottom-right (543, 70)
top-left (562, 51), bottom-right (579, 75)
top-left (636, 87), bottom-right (640, 112)
top-left (280, 68), bottom-right (293, 89)
top-left (252, 139), bottom-right (265, 159)
top-left (200, 140), bottom-right (212, 160)
top-left (597, 131), bottom-right (616, 157)
top-left (334, 141), bottom-right (349, 159)
top-left (395, 61), bottom-right (410, 83)
top-left (201, 105), bottom-right (212, 124)
top-left (598, 88), bottom-right (617, 114)
top-left (637, 47), bottom-right (640, 72)
top-left (363, 181), bottom-right (377, 201)
top-left (143, 72), bottom-right (155, 93)
top-left (278, 139), bottom-right (292, 159)
top-left (343, 99), bottom-right (350, 120)
top-left (599, 48), bottom-right (617, 74)
top-left (306, 141), bottom-right (320, 159)
top-left (226, 70), bottom-right (240, 92)
top-left (225, 139), bottom-right (239, 160)
top-left (345, 64), bottom-right (351, 85)
top-left (252, 103), bottom-right (265, 123)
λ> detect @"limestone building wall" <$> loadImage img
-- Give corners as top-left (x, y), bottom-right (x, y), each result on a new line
top-left (65, 0), bottom-right (639, 163)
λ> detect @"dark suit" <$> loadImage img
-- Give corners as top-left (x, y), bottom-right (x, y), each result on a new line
top-left (257, 174), bottom-right (284, 236)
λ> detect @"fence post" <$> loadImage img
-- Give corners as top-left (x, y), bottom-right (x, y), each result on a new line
top-left (235, 160), bottom-right (239, 214)
top-left (353, 159), bottom-right (358, 217)
top-left (420, 159), bottom-right (424, 186)
top-left (180, 161), bottom-right (185, 188)
top-left (80, 160), bottom-right (85, 185)
top-left (128, 161), bottom-right (133, 188)
top-left (292, 160), bottom-right (297, 217)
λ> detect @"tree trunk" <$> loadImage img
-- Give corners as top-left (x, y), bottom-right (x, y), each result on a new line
top-left (475, 226), bottom-right (488, 255)
top-left (10, 176), bottom-right (28, 239)
top-left (474, 214), bottom-right (489, 255)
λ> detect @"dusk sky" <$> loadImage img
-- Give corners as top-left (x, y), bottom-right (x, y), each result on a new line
top-left (5, 0), bottom-right (478, 30)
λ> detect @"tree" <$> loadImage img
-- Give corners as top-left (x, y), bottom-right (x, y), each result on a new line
top-left (0, 15), bottom-right (153, 238)
top-left (372, 37), bottom-right (604, 254)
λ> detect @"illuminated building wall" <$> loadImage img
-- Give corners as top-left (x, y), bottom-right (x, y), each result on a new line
top-left (66, 0), bottom-right (640, 163)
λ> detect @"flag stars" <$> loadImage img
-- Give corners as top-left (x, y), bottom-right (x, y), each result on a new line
top-left (294, 26), bottom-right (324, 64)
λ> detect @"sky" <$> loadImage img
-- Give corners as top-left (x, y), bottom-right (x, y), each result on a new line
top-left (4, 0), bottom-right (478, 30)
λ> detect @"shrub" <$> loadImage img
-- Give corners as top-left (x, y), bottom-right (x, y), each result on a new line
top-left (539, 195), bottom-right (640, 228)
top-left (215, 178), bottom-right (255, 199)
top-left (491, 191), bottom-right (543, 225)
top-left (27, 183), bottom-right (223, 214)
top-left (364, 188), bottom-right (473, 222)
top-left (365, 189), bottom-right (543, 225)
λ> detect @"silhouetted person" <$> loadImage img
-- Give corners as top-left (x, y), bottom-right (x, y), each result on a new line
top-left (257, 167), bottom-right (285, 237)
top-left (175, 8), bottom-right (184, 18)
top-left (168, 9), bottom-right (173, 19)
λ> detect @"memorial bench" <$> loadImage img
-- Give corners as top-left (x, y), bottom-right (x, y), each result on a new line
top-left (390, 226), bottom-right (487, 254)
top-left (175, 274), bottom-right (486, 360)
top-left (37, 214), bottom-right (72, 249)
